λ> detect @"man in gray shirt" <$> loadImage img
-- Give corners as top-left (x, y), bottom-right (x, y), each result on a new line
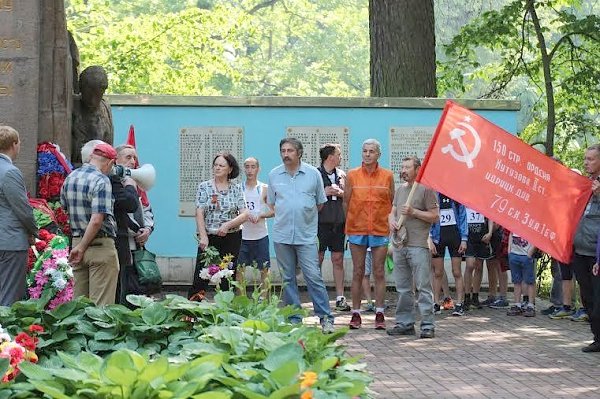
top-left (387, 156), bottom-right (439, 339)
top-left (0, 126), bottom-right (38, 306)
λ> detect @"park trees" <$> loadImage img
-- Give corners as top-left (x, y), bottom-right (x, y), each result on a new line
top-left (65, 0), bottom-right (369, 96)
top-left (440, 0), bottom-right (599, 162)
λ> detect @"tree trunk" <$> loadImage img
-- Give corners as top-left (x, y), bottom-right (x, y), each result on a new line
top-left (369, 0), bottom-right (437, 97)
top-left (526, 0), bottom-right (555, 156)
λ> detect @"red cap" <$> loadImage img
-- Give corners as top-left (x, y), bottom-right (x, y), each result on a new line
top-left (92, 143), bottom-right (117, 160)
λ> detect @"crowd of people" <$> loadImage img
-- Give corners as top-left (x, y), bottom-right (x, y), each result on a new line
top-left (1, 124), bottom-right (599, 351)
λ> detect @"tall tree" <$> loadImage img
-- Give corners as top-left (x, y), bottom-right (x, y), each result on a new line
top-left (440, 0), bottom-right (600, 163)
top-left (369, 0), bottom-right (436, 97)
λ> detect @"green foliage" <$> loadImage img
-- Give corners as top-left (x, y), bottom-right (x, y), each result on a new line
top-left (440, 0), bottom-right (600, 165)
top-left (65, 0), bottom-right (369, 96)
top-left (0, 295), bottom-right (372, 398)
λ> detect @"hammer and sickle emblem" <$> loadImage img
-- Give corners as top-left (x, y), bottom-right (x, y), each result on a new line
top-left (441, 122), bottom-right (481, 168)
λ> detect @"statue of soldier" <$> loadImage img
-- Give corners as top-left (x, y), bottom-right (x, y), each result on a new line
top-left (71, 66), bottom-right (114, 165)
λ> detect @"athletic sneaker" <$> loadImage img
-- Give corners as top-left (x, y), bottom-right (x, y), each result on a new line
top-left (489, 298), bottom-right (510, 309)
top-left (349, 312), bottom-right (362, 329)
top-left (335, 296), bottom-right (351, 311)
top-left (420, 329), bottom-right (435, 339)
top-left (570, 308), bottom-right (589, 322)
top-left (452, 304), bottom-right (465, 316)
top-left (463, 297), bottom-right (471, 311)
top-left (480, 296), bottom-right (496, 306)
top-left (541, 305), bottom-right (559, 315)
top-left (375, 312), bottom-right (386, 330)
top-left (387, 325), bottom-right (415, 336)
top-left (364, 302), bottom-right (376, 313)
top-left (522, 306), bottom-right (536, 317)
top-left (549, 307), bottom-right (574, 319)
top-left (471, 297), bottom-right (482, 309)
top-left (442, 297), bottom-right (455, 310)
top-left (507, 305), bottom-right (523, 316)
top-left (321, 318), bottom-right (335, 334)
top-left (433, 303), bottom-right (442, 315)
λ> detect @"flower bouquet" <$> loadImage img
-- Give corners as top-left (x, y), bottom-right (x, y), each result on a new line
top-left (0, 324), bottom-right (43, 383)
top-left (26, 230), bottom-right (74, 310)
top-left (36, 142), bottom-right (72, 202)
top-left (198, 246), bottom-right (235, 286)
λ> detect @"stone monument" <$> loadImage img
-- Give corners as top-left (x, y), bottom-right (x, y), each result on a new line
top-left (0, 0), bottom-right (72, 191)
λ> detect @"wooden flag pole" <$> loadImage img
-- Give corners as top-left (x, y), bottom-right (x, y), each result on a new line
top-left (391, 182), bottom-right (418, 247)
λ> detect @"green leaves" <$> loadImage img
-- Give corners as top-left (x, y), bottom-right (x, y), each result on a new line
top-left (65, 0), bottom-right (368, 96)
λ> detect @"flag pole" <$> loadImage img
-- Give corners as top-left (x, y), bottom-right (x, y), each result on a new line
top-left (391, 182), bottom-right (418, 247)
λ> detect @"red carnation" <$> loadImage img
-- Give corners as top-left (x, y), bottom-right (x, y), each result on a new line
top-left (27, 248), bottom-right (36, 271)
top-left (38, 229), bottom-right (54, 242)
top-left (15, 332), bottom-right (37, 351)
top-left (28, 325), bottom-right (44, 334)
top-left (35, 241), bottom-right (47, 252)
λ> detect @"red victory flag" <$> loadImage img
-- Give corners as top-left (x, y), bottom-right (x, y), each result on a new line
top-left (416, 101), bottom-right (592, 263)
top-left (126, 125), bottom-right (150, 207)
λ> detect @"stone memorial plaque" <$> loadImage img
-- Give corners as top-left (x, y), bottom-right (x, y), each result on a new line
top-left (0, 0), bottom-right (40, 189)
top-left (390, 126), bottom-right (435, 185)
top-left (286, 126), bottom-right (349, 171)
top-left (179, 126), bottom-right (243, 216)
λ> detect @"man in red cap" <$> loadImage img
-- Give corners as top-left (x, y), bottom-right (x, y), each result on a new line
top-left (61, 141), bottom-right (120, 305)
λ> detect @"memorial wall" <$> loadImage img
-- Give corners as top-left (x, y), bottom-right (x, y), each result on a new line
top-left (109, 96), bottom-right (519, 260)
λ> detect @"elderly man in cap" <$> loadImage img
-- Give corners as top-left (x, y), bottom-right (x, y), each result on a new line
top-left (61, 142), bottom-right (120, 305)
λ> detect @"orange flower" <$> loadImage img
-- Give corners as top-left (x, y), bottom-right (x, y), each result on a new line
top-left (300, 390), bottom-right (313, 399)
top-left (300, 371), bottom-right (318, 389)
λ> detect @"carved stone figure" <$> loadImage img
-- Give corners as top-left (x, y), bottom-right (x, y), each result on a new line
top-left (71, 66), bottom-right (114, 165)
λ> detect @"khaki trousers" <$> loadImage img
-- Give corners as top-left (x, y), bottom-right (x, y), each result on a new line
top-left (72, 237), bottom-right (119, 306)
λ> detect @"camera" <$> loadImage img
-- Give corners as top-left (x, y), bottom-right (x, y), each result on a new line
top-left (111, 165), bottom-right (130, 178)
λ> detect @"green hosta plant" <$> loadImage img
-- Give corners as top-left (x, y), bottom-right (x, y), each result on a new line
top-left (0, 293), bottom-right (372, 398)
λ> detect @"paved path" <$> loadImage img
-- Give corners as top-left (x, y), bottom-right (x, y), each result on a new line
top-left (328, 300), bottom-right (600, 398)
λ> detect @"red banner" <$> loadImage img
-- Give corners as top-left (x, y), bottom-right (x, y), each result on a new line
top-left (126, 125), bottom-right (150, 207)
top-left (416, 101), bottom-right (592, 263)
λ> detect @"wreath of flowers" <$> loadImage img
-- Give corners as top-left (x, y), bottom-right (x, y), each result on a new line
top-left (0, 324), bottom-right (43, 383)
top-left (34, 142), bottom-right (72, 236)
top-left (198, 246), bottom-right (235, 285)
top-left (26, 230), bottom-right (74, 310)
top-left (36, 142), bottom-right (72, 201)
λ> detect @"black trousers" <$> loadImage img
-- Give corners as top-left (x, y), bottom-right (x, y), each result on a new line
top-left (572, 253), bottom-right (595, 311)
top-left (590, 261), bottom-right (600, 342)
top-left (188, 231), bottom-right (242, 298)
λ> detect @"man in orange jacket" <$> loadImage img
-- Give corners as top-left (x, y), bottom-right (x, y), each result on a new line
top-left (344, 139), bottom-right (394, 330)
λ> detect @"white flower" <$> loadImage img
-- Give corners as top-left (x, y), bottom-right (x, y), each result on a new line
top-left (65, 266), bottom-right (73, 278)
top-left (0, 333), bottom-right (10, 342)
top-left (199, 268), bottom-right (211, 280)
top-left (52, 276), bottom-right (67, 291)
top-left (210, 269), bottom-right (233, 285)
top-left (55, 257), bottom-right (69, 266)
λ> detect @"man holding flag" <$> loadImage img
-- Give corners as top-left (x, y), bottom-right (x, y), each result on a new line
top-left (387, 156), bottom-right (439, 338)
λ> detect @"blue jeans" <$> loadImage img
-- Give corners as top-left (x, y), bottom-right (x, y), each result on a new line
top-left (393, 246), bottom-right (435, 331)
top-left (274, 242), bottom-right (333, 323)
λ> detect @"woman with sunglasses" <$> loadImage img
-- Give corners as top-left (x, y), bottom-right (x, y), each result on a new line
top-left (189, 151), bottom-right (248, 297)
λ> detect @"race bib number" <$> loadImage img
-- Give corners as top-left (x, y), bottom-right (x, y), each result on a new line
top-left (440, 208), bottom-right (457, 226)
top-left (467, 208), bottom-right (484, 224)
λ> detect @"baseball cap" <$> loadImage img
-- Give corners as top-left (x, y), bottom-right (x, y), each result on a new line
top-left (92, 143), bottom-right (117, 160)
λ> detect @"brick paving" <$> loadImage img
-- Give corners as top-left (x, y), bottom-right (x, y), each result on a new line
top-left (170, 287), bottom-right (600, 398)
top-left (325, 298), bottom-right (600, 399)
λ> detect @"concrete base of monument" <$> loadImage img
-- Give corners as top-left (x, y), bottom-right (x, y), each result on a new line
top-left (157, 257), bottom-right (493, 287)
